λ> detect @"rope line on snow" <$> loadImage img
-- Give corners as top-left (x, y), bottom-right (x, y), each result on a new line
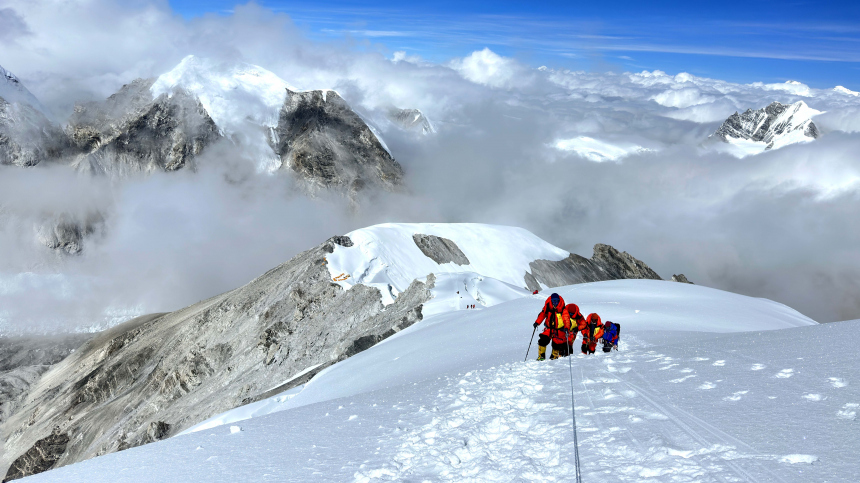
top-left (567, 341), bottom-right (583, 483)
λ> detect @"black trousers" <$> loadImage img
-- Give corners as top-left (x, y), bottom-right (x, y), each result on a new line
top-left (538, 334), bottom-right (569, 356)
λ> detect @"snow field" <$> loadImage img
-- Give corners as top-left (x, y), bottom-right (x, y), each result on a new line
top-left (326, 223), bottom-right (567, 306)
top-left (26, 280), bottom-right (857, 482)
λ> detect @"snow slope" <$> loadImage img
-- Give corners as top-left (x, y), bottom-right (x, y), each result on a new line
top-left (151, 55), bottom-right (295, 132)
top-left (24, 279), bottom-right (851, 483)
top-left (0, 65), bottom-right (46, 113)
top-left (326, 223), bottom-right (568, 312)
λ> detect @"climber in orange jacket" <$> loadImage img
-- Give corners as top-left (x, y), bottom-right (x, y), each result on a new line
top-left (532, 293), bottom-right (571, 360)
top-left (581, 313), bottom-right (604, 355)
top-left (566, 303), bottom-right (586, 356)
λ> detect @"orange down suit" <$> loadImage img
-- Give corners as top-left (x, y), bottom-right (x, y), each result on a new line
top-left (582, 313), bottom-right (604, 354)
top-left (566, 303), bottom-right (585, 346)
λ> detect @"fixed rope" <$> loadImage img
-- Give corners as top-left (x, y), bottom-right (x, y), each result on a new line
top-left (567, 335), bottom-right (583, 483)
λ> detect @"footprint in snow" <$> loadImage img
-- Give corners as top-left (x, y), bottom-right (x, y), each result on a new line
top-left (723, 391), bottom-right (748, 402)
top-left (837, 403), bottom-right (858, 420)
top-left (750, 364), bottom-right (766, 371)
top-left (829, 377), bottom-right (847, 388)
top-left (713, 360), bottom-right (726, 367)
top-left (775, 369), bottom-right (794, 379)
top-left (698, 382), bottom-right (717, 390)
top-left (803, 394), bottom-right (825, 402)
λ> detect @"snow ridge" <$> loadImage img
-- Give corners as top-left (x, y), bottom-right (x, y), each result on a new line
top-left (326, 223), bottom-right (568, 311)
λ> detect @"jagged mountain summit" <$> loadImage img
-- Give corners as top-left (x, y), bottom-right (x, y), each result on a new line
top-left (711, 101), bottom-right (821, 157)
top-left (67, 77), bottom-right (220, 175)
top-left (0, 223), bottom-right (677, 480)
top-left (0, 65), bottom-right (65, 167)
top-left (67, 56), bottom-right (403, 193)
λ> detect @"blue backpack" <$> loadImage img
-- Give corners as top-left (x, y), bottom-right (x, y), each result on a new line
top-left (602, 322), bottom-right (620, 344)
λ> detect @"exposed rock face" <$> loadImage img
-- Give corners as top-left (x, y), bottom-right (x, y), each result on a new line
top-left (0, 66), bottom-right (67, 167)
top-left (713, 101), bottom-right (819, 150)
top-left (525, 243), bottom-right (662, 291)
top-left (35, 213), bottom-right (105, 255)
top-left (388, 108), bottom-right (435, 134)
top-left (0, 334), bottom-right (93, 425)
top-left (3, 427), bottom-right (69, 482)
top-left (413, 234), bottom-right (470, 265)
top-left (0, 236), bottom-right (432, 478)
top-left (271, 89), bottom-right (404, 194)
top-left (67, 79), bottom-right (220, 176)
top-left (672, 274), bottom-right (693, 284)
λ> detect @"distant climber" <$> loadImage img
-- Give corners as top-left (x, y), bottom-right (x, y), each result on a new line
top-left (533, 293), bottom-right (571, 360)
top-left (601, 321), bottom-right (621, 352)
top-left (566, 303), bottom-right (586, 356)
top-left (581, 313), bottom-right (603, 355)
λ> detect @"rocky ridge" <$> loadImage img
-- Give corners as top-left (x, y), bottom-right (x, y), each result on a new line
top-left (525, 243), bottom-right (663, 291)
top-left (712, 101), bottom-right (820, 151)
top-left (272, 89), bottom-right (404, 195)
top-left (0, 65), bottom-right (66, 167)
top-left (0, 235), bottom-right (431, 480)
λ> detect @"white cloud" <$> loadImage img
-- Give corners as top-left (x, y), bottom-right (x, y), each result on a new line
top-left (449, 48), bottom-right (525, 88)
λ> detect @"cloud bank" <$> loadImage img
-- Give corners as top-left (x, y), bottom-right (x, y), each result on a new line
top-left (2, 0), bottom-right (860, 332)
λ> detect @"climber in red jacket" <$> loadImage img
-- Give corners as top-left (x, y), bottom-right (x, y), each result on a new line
top-left (581, 313), bottom-right (604, 355)
top-left (566, 303), bottom-right (586, 356)
top-left (533, 293), bottom-right (571, 360)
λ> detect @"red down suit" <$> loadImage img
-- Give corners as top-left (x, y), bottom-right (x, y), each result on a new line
top-left (534, 294), bottom-right (571, 344)
top-left (582, 313), bottom-right (604, 354)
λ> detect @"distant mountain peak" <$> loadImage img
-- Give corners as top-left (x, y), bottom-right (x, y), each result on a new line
top-left (151, 55), bottom-right (297, 132)
top-left (712, 100), bottom-right (821, 157)
top-left (0, 64), bottom-right (48, 114)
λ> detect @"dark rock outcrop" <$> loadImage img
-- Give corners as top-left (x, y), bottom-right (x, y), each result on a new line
top-left (525, 243), bottom-right (662, 291)
top-left (271, 89), bottom-right (404, 194)
top-left (413, 234), bottom-right (470, 265)
top-left (67, 79), bottom-right (220, 176)
top-left (0, 235), bottom-right (432, 478)
top-left (36, 213), bottom-right (105, 255)
top-left (672, 274), bottom-right (693, 284)
top-left (3, 427), bottom-right (69, 482)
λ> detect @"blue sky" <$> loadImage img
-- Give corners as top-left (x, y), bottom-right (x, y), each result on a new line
top-left (171, 0), bottom-right (860, 88)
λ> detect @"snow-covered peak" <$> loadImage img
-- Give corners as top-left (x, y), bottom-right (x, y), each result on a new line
top-left (0, 64), bottom-right (47, 113)
top-left (151, 55), bottom-right (297, 131)
top-left (712, 100), bottom-right (821, 157)
top-left (833, 86), bottom-right (859, 97)
top-left (326, 223), bottom-right (569, 312)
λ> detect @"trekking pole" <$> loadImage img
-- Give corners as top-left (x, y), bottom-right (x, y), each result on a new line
top-left (524, 325), bottom-right (538, 362)
top-left (566, 329), bottom-right (583, 483)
